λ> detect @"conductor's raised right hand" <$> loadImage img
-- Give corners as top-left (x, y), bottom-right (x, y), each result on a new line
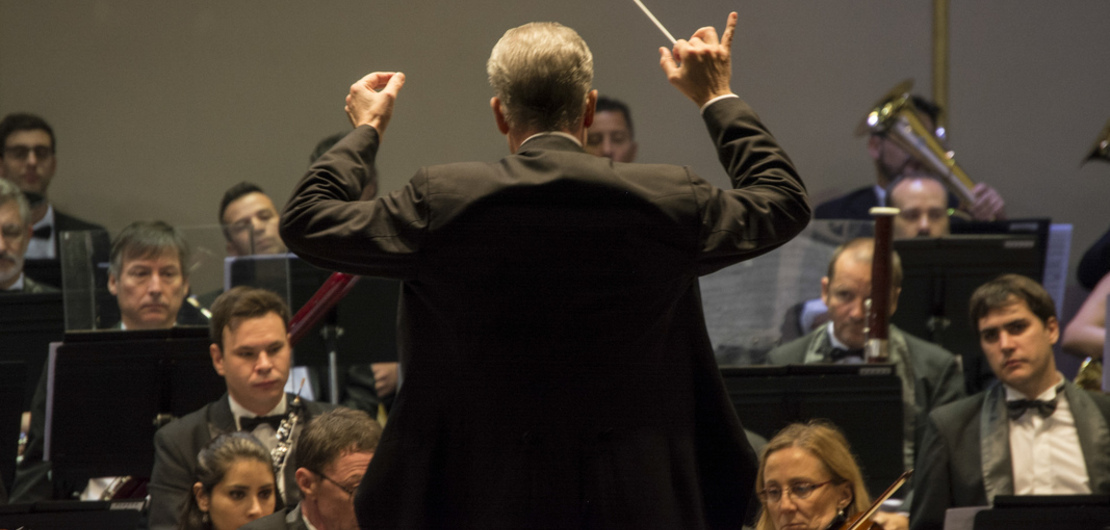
top-left (660, 12), bottom-right (737, 108)
top-left (345, 71), bottom-right (406, 138)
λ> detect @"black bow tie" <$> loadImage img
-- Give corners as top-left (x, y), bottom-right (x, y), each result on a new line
top-left (32, 225), bottom-right (52, 240)
top-left (1006, 398), bottom-right (1057, 420)
top-left (828, 347), bottom-right (864, 362)
top-left (240, 414), bottom-right (286, 432)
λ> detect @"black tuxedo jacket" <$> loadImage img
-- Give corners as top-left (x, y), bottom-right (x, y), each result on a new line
top-left (281, 97), bottom-right (811, 529)
top-left (910, 381), bottom-right (1110, 530)
top-left (146, 394), bottom-right (335, 530)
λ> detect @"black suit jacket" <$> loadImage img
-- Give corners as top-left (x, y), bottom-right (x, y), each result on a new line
top-left (280, 97), bottom-right (811, 529)
top-left (910, 381), bottom-right (1110, 530)
top-left (146, 394), bottom-right (335, 530)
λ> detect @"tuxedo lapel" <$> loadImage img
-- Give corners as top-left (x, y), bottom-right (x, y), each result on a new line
top-left (1064, 383), bottom-right (1110, 493)
top-left (979, 384), bottom-right (1013, 502)
top-left (206, 394), bottom-right (236, 439)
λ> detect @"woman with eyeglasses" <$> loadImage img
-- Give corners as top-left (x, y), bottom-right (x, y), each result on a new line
top-left (179, 432), bottom-right (279, 530)
top-left (755, 421), bottom-right (908, 530)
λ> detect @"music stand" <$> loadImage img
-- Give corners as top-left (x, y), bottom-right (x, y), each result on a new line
top-left (892, 233), bottom-right (1046, 394)
top-left (0, 291), bottom-right (63, 409)
top-left (0, 500), bottom-right (142, 529)
top-left (973, 494), bottom-right (1110, 529)
top-left (0, 361), bottom-right (26, 494)
top-left (43, 327), bottom-right (224, 483)
top-left (720, 364), bottom-right (904, 496)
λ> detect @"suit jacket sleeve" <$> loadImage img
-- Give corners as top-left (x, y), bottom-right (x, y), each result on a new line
top-left (279, 98), bottom-right (810, 278)
top-left (147, 420), bottom-right (202, 530)
top-left (689, 97), bottom-right (810, 274)
top-left (910, 412), bottom-right (954, 530)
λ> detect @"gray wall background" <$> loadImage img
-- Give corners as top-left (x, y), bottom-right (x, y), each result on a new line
top-left (2, 1), bottom-right (1108, 292)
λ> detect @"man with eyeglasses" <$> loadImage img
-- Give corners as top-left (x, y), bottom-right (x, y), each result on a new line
top-left (242, 408), bottom-right (381, 530)
top-left (148, 286), bottom-right (336, 530)
top-left (0, 113), bottom-right (105, 260)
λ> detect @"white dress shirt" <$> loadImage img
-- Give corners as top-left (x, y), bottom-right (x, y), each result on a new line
top-left (1006, 376), bottom-right (1091, 495)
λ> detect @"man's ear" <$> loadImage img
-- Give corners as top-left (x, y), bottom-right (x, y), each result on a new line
top-left (210, 343), bottom-right (227, 376)
top-left (108, 273), bottom-right (118, 296)
top-left (583, 90), bottom-right (598, 128)
top-left (820, 276), bottom-right (831, 307)
top-left (295, 467), bottom-right (317, 498)
top-left (491, 97), bottom-right (510, 135)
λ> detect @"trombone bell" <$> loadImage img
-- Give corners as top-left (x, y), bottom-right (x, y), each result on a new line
top-left (857, 80), bottom-right (977, 205)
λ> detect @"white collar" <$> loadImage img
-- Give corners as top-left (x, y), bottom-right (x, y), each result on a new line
top-left (228, 393), bottom-right (288, 430)
top-left (825, 321), bottom-right (854, 351)
top-left (4, 273), bottom-right (25, 292)
top-left (520, 131), bottom-right (582, 148)
top-left (32, 204), bottom-right (55, 230)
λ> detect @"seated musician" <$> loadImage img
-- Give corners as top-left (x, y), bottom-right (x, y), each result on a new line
top-left (755, 421), bottom-right (907, 530)
top-left (0, 177), bottom-right (55, 293)
top-left (147, 286), bottom-right (336, 530)
top-left (241, 408), bottom-right (382, 530)
top-left (767, 238), bottom-right (964, 478)
top-left (10, 219), bottom-right (202, 502)
top-left (911, 274), bottom-right (1110, 530)
top-left (887, 174), bottom-right (950, 239)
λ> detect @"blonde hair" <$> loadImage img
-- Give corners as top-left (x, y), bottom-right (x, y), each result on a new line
top-left (754, 421), bottom-right (871, 530)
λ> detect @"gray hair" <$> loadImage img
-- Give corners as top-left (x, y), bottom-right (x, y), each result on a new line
top-left (0, 178), bottom-right (30, 227)
top-left (109, 220), bottom-right (191, 279)
top-left (487, 22), bottom-right (594, 133)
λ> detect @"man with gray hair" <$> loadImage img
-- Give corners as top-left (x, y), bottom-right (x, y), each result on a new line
top-left (242, 408), bottom-right (382, 530)
top-left (281, 13), bottom-right (809, 528)
top-left (107, 220), bottom-right (194, 330)
top-left (0, 177), bottom-right (54, 293)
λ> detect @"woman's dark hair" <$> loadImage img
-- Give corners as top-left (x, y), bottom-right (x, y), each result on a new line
top-left (177, 432), bottom-right (277, 530)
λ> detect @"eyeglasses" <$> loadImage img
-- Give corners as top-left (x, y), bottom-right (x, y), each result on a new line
top-left (3, 145), bottom-right (54, 161)
top-left (757, 480), bottom-right (834, 504)
top-left (307, 468), bottom-right (358, 501)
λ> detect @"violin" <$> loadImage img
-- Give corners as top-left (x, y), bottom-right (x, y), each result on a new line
top-left (835, 469), bottom-right (913, 530)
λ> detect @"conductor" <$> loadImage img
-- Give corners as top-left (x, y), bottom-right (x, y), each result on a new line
top-left (280, 12), bottom-right (810, 529)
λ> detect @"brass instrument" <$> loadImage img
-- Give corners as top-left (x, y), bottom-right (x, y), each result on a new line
top-left (1084, 118), bottom-right (1110, 165)
top-left (856, 79), bottom-right (976, 205)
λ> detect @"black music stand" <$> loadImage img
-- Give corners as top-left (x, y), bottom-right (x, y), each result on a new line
top-left (892, 233), bottom-right (1047, 395)
top-left (972, 494), bottom-right (1110, 529)
top-left (720, 364), bottom-right (904, 496)
top-left (0, 361), bottom-right (26, 494)
top-left (0, 291), bottom-right (63, 409)
top-left (0, 500), bottom-right (142, 529)
top-left (43, 327), bottom-right (224, 484)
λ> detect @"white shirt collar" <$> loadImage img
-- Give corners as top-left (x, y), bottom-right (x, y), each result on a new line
top-left (825, 321), bottom-right (853, 351)
top-left (874, 184), bottom-right (888, 207)
top-left (228, 393), bottom-right (288, 430)
top-left (4, 273), bottom-right (25, 292)
top-left (520, 131), bottom-right (582, 148)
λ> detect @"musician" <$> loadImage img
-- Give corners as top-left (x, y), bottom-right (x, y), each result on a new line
top-left (756, 421), bottom-right (907, 530)
top-left (887, 174), bottom-right (950, 239)
top-left (767, 238), bottom-right (964, 473)
top-left (280, 12), bottom-right (809, 528)
top-left (585, 95), bottom-right (638, 162)
top-left (813, 95), bottom-right (1005, 222)
top-left (0, 113), bottom-right (105, 260)
top-left (910, 274), bottom-right (1110, 530)
top-left (0, 177), bottom-right (55, 293)
top-left (147, 286), bottom-right (336, 530)
top-left (241, 408), bottom-right (382, 530)
top-left (9, 219), bottom-right (201, 503)
top-left (220, 182), bottom-right (288, 258)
